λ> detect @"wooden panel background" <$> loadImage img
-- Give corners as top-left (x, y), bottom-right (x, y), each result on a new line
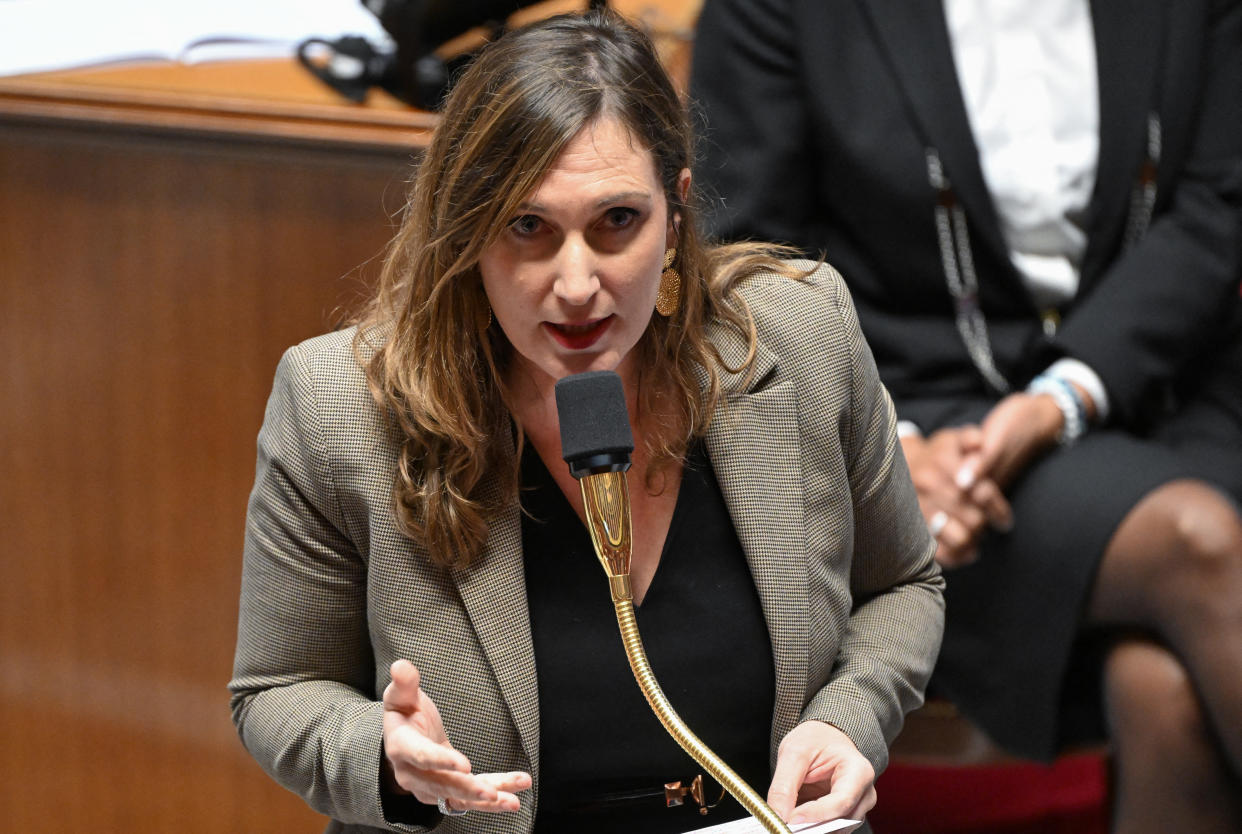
top-left (0, 120), bottom-right (411, 832)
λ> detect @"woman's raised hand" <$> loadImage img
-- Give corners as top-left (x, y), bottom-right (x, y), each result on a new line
top-left (382, 659), bottom-right (532, 813)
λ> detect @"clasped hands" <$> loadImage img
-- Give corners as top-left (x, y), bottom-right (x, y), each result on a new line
top-left (903, 390), bottom-right (1068, 567)
top-left (382, 659), bottom-right (876, 824)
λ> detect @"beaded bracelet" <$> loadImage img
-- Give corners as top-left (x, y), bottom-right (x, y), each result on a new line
top-left (1027, 374), bottom-right (1087, 446)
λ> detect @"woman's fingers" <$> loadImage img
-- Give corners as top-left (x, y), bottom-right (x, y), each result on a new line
top-left (389, 724), bottom-right (472, 774)
top-left (787, 756), bottom-right (874, 824)
top-left (955, 423), bottom-right (984, 452)
top-left (926, 479), bottom-right (991, 567)
top-left (384, 659), bottom-right (454, 745)
top-left (411, 770), bottom-right (532, 813)
top-left (417, 768), bottom-right (498, 805)
top-left (971, 477), bottom-right (1013, 532)
top-left (766, 738), bottom-right (813, 820)
top-left (789, 779), bottom-right (876, 825)
top-left (383, 659), bottom-right (477, 801)
top-left (916, 440), bottom-right (1010, 566)
top-left (780, 754), bottom-right (876, 824)
top-left (380, 661), bottom-right (531, 815)
top-left (449, 771), bottom-right (533, 813)
top-left (931, 475), bottom-right (1013, 565)
top-left (390, 749), bottom-right (492, 805)
top-left (948, 495), bottom-right (987, 537)
top-left (770, 721), bottom-right (876, 825)
top-left (933, 514), bottom-right (978, 568)
top-left (818, 784), bottom-right (877, 823)
top-left (907, 424), bottom-right (1014, 567)
top-left (476, 771), bottom-right (533, 796)
top-left (383, 659), bottom-right (423, 713)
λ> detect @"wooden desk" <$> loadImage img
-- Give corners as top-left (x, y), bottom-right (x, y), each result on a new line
top-left (0, 59), bottom-right (436, 151)
top-left (0, 59), bottom-right (426, 833)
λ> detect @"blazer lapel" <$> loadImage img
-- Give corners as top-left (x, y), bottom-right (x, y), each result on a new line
top-left (703, 323), bottom-right (809, 760)
top-left (859, 0), bottom-right (1009, 264)
top-left (452, 437), bottom-right (541, 783)
top-left (1080, 0), bottom-right (1164, 283)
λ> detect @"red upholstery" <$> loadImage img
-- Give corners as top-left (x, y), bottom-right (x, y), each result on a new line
top-left (870, 753), bottom-right (1109, 834)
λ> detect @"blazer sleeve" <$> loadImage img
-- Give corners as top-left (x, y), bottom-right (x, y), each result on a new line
top-left (229, 345), bottom-right (434, 832)
top-left (798, 270), bottom-right (946, 774)
top-left (691, 0), bottom-right (822, 250)
top-left (1055, 0), bottom-right (1242, 423)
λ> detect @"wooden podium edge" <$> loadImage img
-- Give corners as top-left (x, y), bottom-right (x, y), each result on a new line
top-left (0, 71), bottom-right (436, 154)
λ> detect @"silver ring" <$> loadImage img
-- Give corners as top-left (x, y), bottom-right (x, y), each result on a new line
top-left (928, 510), bottom-right (949, 538)
top-left (437, 797), bottom-right (467, 817)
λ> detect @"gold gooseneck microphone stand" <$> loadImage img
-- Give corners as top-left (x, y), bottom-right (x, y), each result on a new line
top-left (556, 371), bottom-right (791, 834)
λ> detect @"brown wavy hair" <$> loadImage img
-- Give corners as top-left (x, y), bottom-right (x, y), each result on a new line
top-left (354, 9), bottom-right (802, 569)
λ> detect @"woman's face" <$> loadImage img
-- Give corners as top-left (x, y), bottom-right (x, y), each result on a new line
top-left (479, 116), bottom-right (680, 395)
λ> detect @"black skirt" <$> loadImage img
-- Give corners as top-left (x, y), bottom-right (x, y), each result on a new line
top-left (930, 383), bottom-right (1242, 760)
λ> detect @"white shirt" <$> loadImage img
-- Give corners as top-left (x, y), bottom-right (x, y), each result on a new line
top-left (944, 0), bottom-right (1099, 311)
top-left (899, 1), bottom-right (1110, 437)
top-left (938, 0), bottom-right (1109, 426)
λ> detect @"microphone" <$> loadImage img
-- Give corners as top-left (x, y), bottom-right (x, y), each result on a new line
top-left (555, 369), bottom-right (634, 478)
top-left (555, 371), bottom-right (636, 603)
top-left (554, 371), bottom-right (791, 833)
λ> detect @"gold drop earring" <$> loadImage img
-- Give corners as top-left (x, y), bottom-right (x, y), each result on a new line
top-left (656, 248), bottom-right (681, 317)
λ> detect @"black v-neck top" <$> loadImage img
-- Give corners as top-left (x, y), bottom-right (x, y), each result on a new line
top-left (521, 441), bottom-right (776, 833)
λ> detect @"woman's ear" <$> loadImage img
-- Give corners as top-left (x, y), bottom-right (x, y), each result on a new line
top-left (677, 167), bottom-right (691, 204)
top-left (668, 168), bottom-right (692, 246)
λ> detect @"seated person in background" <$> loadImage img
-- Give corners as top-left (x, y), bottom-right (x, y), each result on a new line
top-left (691, 1), bottom-right (1242, 831)
top-left (230, 10), bottom-right (944, 834)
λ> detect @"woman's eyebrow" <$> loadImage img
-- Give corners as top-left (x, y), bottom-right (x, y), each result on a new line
top-left (591, 190), bottom-right (653, 208)
top-left (515, 190), bottom-right (654, 214)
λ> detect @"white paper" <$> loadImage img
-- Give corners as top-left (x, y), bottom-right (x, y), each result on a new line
top-left (0, 0), bottom-right (390, 76)
top-left (689, 817), bottom-right (863, 834)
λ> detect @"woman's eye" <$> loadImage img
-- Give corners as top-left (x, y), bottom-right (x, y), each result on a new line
top-left (509, 215), bottom-right (543, 237)
top-left (602, 207), bottom-right (639, 229)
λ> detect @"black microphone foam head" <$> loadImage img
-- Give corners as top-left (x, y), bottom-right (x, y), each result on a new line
top-left (554, 371), bottom-right (634, 478)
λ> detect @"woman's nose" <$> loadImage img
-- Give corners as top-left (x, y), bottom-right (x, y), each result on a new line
top-left (552, 237), bottom-right (599, 306)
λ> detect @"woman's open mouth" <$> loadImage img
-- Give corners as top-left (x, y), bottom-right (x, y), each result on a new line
top-left (544, 316), bottom-right (612, 350)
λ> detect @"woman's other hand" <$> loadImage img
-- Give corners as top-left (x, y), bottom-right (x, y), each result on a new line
top-left (767, 720), bottom-right (877, 824)
top-left (382, 659), bottom-right (532, 813)
top-left (962, 392), bottom-right (1065, 489)
top-left (901, 427), bottom-right (1012, 568)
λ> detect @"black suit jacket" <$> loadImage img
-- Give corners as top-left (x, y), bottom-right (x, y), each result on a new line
top-left (692, 0), bottom-right (1242, 432)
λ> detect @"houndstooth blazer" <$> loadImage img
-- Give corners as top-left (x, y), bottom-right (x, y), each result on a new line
top-left (230, 261), bottom-right (944, 834)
